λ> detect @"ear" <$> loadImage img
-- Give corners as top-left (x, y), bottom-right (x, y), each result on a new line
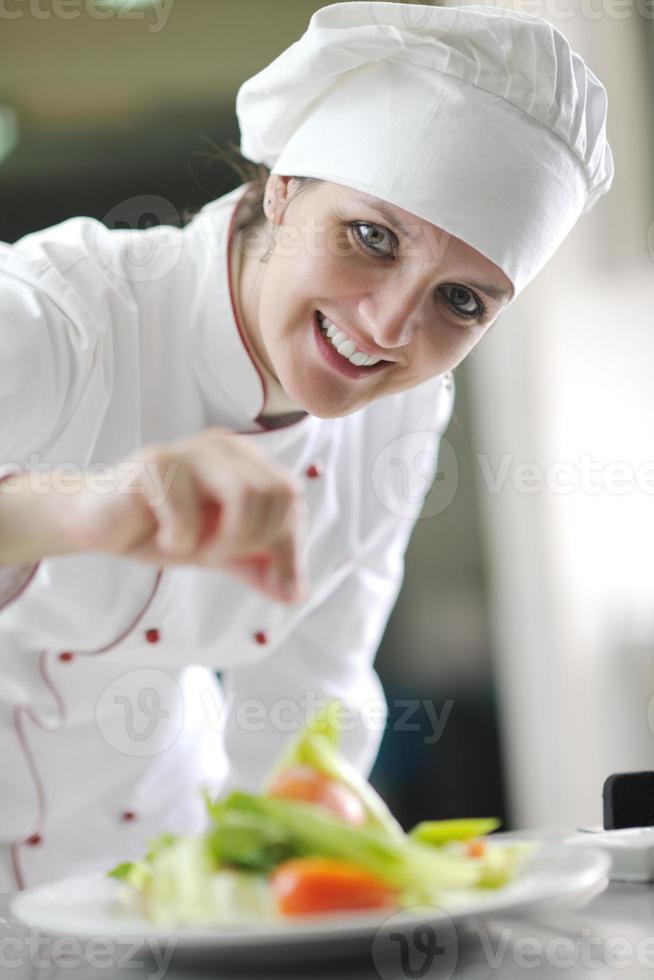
top-left (264, 174), bottom-right (301, 221)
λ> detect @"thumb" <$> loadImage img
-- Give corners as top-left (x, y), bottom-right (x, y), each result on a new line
top-left (223, 546), bottom-right (306, 604)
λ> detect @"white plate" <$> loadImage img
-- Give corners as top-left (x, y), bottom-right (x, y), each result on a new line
top-left (565, 827), bottom-right (654, 882)
top-left (10, 842), bottom-right (611, 964)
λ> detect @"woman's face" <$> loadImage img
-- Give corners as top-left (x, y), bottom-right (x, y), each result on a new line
top-left (237, 175), bottom-right (515, 419)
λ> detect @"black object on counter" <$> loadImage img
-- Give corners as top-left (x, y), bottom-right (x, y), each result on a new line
top-left (603, 772), bottom-right (654, 829)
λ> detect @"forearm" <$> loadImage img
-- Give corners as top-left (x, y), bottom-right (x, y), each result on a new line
top-left (0, 471), bottom-right (84, 564)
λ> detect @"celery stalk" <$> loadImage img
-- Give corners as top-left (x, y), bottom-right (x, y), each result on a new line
top-left (409, 818), bottom-right (501, 846)
top-left (262, 701), bottom-right (405, 841)
top-left (212, 792), bottom-right (480, 895)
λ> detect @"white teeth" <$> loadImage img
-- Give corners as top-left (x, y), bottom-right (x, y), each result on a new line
top-left (318, 314), bottom-right (382, 367)
top-left (336, 339), bottom-right (356, 358)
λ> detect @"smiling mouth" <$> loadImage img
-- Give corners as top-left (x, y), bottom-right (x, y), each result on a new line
top-left (315, 311), bottom-right (390, 370)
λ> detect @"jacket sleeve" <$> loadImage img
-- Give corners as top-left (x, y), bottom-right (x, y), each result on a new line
top-left (0, 276), bottom-right (80, 468)
top-left (0, 244), bottom-right (106, 606)
top-left (217, 375), bottom-right (455, 794)
top-left (0, 215), bottom-right (142, 473)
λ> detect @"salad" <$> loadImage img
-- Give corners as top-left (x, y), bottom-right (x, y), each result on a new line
top-left (108, 703), bottom-right (534, 926)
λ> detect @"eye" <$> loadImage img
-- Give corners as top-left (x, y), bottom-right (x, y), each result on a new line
top-left (347, 222), bottom-right (488, 324)
top-left (349, 222), bottom-right (397, 259)
top-left (440, 285), bottom-right (486, 322)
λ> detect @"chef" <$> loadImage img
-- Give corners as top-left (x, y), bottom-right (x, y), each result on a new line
top-left (0, 2), bottom-right (613, 891)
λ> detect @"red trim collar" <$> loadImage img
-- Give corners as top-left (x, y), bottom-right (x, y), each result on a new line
top-left (225, 186), bottom-right (309, 434)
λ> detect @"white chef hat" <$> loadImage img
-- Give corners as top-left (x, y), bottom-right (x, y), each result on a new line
top-left (235, 1), bottom-right (614, 299)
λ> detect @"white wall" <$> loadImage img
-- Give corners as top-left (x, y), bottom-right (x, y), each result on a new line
top-left (465, 3), bottom-right (654, 828)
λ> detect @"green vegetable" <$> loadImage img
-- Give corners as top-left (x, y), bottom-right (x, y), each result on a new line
top-left (128, 836), bottom-right (218, 926)
top-left (208, 791), bottom-right (480, 900)
top-left (110, 832), bottom-right (279, 926)
top-left (107, 831), bottom-right (180, 890)
top-left (409, 818), bottom-right (501, 846)
top-left (205, 800), bottom-right (297, 872)
top-left (262, 700), bottom-right (405, 841)
top-left (144, 831), bottom-right (179, 861)
top-left (475, 841), bottom-right (536, 888)
top-left (107, 862), bottom-right (135, 881)
top-left (107, 700), bottom-right (535, 925)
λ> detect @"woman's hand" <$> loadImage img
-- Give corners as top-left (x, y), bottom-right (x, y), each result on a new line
top-left (71, 426), bottom-right (308, 603)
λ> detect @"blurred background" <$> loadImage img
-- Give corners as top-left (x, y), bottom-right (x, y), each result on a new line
top-left (1, 0), bottom-right (652, 832)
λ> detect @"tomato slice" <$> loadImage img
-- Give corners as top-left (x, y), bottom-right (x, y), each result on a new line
top-left (465, 839), bottom-right (488, 858)
top-left (271, 857), bottom-right (398, 916)
top-left (267, 766), bottom-right (366, 826)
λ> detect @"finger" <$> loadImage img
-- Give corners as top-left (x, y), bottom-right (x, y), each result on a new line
top-left (138, 458), bottom-right (202, 558)
top-left (196, 500), bottom-right (222, 550)
top-left (265, 497), bottom-right (309, 600)
top-left (221, 550), bottom-right (275, 595)
top-left (224, 550), bottom-right (307, 604)
top-left (189, 472), bottom-right (260, 561)
top-left (231, 460), bottom-right (305, 558)
top-left (193, 459), bottom-right (295, 560)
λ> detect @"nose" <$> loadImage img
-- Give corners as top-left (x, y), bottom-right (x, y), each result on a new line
top-left (359, 282), bottom-right (425, 352)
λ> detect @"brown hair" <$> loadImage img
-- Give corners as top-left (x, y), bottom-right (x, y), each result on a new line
top-left (183, 138), bottom-right (321, 232)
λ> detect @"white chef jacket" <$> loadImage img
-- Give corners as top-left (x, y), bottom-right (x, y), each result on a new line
top-left (0, 183), bottom-right (455, 891)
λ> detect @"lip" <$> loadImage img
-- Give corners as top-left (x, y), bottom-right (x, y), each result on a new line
top-left (317, 311), bottom-right (394, 362)
top-left (313, 312), bottom-right (392, 380)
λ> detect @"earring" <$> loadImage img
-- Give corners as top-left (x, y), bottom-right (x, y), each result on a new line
top-left (260, 198), bottom-right (276, 263)
top-left (259, 227), bottom-right (276, 264)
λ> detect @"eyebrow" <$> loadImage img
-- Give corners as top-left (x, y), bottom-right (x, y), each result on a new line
top-left (351, 194), bottom-right (513, 305)
top-left (352, 194), bottom-right (416, 243)
top-left (464, 280), bottom-right (513, 304)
